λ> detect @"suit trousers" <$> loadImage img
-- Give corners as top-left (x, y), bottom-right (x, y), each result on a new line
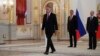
top-left (88, 32), bottom-right (97, 49)
top-left (45, 30), bottom-right (55, 52)
top-left (69, 31), bottom-right (77, 47)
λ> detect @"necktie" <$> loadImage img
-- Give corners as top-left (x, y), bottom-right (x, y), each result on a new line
top-left (70, 16), bottom-right (73, 20)
top-left (91, 17), bottom-right (93, 20)
top-left (47, 14), bottom-right (49, 20)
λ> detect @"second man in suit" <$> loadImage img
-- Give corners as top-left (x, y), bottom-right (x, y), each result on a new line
top-left (67, 10), bottom-right (78, 48)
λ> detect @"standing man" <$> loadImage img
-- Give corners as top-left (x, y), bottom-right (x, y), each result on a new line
top-left (42, 4), bottom-right (58, 55)
top-left (67, 10), bottom-right (78, 48)
top-left (86, 11), bottom-right (98, 50)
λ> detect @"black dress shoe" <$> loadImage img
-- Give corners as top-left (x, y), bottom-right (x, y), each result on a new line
top-left (87, 48), bottom-right (92, 50)
top-left (50, 50), bottom-right (56, 53)
top-left (44, 52), bottom-right (49, 55)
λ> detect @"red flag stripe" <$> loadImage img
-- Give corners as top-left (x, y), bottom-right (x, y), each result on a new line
top-left (76, 30), bottom-right (80, 41)
top-left (96, 25), bottom-right (100, 40)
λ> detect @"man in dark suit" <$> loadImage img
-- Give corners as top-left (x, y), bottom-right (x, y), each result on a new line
top-left (67, 10), bottom-right (78, 48)
top-left (42, 4), bottom-right (58, 55)
top-left (86, 11), bottom-right (98, 50)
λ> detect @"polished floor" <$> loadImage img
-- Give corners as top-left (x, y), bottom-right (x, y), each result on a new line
top-left (0, 40), bottom-right (100, 56)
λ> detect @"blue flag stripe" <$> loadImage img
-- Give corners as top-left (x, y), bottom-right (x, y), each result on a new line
top-left (76, 9), bottom-right (86, 37)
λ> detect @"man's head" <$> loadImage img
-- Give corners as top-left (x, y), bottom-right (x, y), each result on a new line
top-left (70, 10), bottom-right (74, 16)
top-left (90, 11), bottom-right (94, 16)
top-left (45, 4), bottom-right (52, 14)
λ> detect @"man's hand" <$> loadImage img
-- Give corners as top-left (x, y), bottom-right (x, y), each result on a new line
top-left (95, 31), bottom-right (97, 33)
top-left (75, 29), bottom-right (78, 32)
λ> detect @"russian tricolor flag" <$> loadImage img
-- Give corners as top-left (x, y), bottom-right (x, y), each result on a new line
top-left (76, 9), bottom-right (86, 40)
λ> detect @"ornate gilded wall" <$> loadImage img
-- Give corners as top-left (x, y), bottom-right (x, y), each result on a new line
top-left (0, 0), bottom-right (70, 40)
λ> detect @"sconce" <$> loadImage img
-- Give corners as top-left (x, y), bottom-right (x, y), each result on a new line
top-left (2, 0), bottom-right (14, 24)
top-left (3, 0), bottom-right (13, 13)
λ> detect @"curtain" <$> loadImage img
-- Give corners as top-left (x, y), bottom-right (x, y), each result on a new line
top-left (16, 0), bottom-right (26, 25)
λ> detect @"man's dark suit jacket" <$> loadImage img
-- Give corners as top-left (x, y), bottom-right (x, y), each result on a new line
top-left (86, 16), bottom-right (98, 33)
top-left (42, 13), bottom-right (58, 33)
top-left (67, 15), bottom-right (77, 33)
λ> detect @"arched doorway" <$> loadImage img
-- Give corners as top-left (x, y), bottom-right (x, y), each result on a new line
top-left (42, 1), bottom-right (59, 15)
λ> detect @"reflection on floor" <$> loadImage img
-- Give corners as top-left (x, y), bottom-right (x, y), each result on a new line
top-left (0, 40), bottom-right (100, 56)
